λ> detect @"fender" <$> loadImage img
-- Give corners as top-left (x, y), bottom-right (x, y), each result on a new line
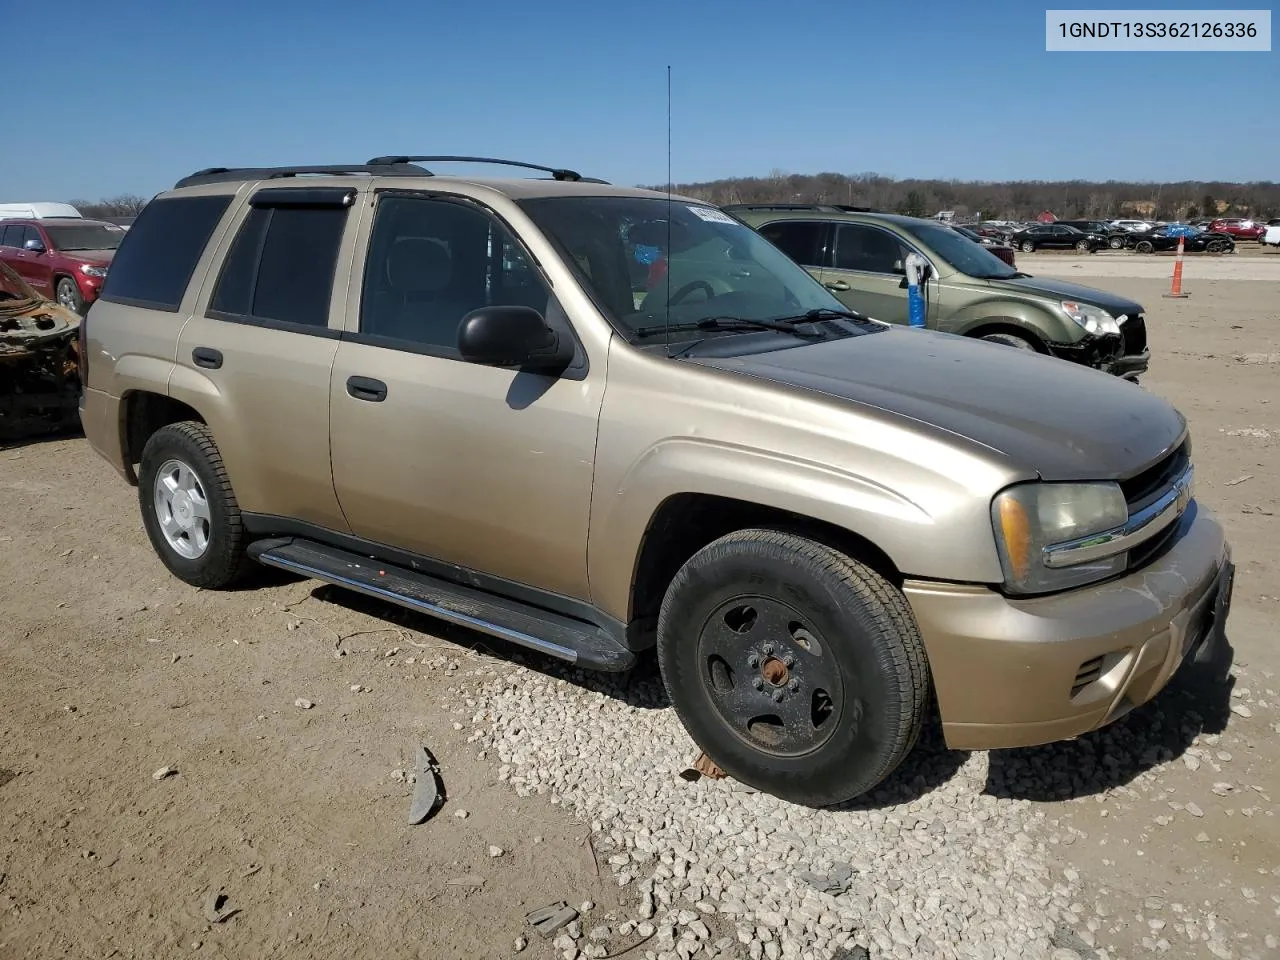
top-left (587, 435), bottom-right (1010, 622)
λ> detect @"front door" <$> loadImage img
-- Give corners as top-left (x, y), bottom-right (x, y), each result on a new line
top-left (819, 222), bottom-right (913, 325)
top-left (328, 192), bottom-right (602, 601)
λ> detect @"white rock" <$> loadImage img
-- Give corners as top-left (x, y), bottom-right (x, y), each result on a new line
top-left (294, 698), bottom-right (314, 709)
top-left (488, 845), bottom-right (504, 858)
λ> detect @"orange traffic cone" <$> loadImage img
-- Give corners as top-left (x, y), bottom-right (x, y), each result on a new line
top-left (1163, 234), bottom-right (1190, 299)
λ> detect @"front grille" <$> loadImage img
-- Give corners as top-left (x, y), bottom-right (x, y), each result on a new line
top-left (1119, 439), bottom-right (1191, 572)
top-left (1072, 655), bottom-right (1105, 696)
top-left (1120, 314), bottom-right (1147, 356)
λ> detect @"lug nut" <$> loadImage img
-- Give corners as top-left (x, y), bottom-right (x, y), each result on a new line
top-left (747, 654), bottom-right (760, 668)
top-left (789, 679), bottom-right (799, 692)
top-left (762, 643), bottom-right (775, 655)
top-left (772, 690), bottom-right (785, 703)
top-left (752, 677), bottom-right (764, 690)
top-left (783, 654), bottom-right (796, 668)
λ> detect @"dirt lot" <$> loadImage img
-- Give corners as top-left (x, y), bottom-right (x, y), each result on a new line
top-left (1, 257), bottom-right (1277, 960)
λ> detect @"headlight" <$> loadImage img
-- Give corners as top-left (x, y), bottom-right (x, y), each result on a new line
top-left (1061, 301), bottom-right (1120, 337)
top-left (80, 264), bottom-right (108, 278)
top-left (992, 482), bottom-right (1128, 594)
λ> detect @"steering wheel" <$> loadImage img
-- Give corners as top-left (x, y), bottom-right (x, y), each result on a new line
top-left (667, 279), bottom-right (715, 306)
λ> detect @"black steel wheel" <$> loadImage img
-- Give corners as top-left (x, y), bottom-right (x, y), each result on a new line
top-left (656, 529), bottom-right (931, 807)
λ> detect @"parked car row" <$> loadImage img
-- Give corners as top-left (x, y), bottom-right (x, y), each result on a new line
top-left (75, 154), bottom-right (1233, 807)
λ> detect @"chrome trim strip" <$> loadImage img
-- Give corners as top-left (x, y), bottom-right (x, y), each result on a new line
top-left (258, 553), bottom-right (580, 663)
top-left (1043, 464), bottom-right (1194, 569)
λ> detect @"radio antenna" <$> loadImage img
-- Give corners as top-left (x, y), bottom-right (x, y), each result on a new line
top-left (664, 64), bottom-right (673, 359)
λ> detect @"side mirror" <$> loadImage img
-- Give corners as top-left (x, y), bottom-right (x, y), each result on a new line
top-left (458, 305), bottom-right (573, 372)
top-left (23, 238), bottom-right (45, 253)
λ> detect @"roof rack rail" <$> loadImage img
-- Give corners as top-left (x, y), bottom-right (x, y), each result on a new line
top-left (173, 162), bottom-right (433, 189)
top-left (366, 155), bottom-right (608, 184)
top-left (722, 202), bottom-right (879, 213)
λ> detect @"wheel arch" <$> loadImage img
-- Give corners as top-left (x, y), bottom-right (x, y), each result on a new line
top-left (962, 321), bottom-right (1049, 353)
top-left (120, 389), bottom-right (206, 485)
top-left (626, 492), bottom-right (905, 648)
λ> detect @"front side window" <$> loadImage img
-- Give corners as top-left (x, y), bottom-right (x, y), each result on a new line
top-left (518, 196), bottom-right (853, 347)
top-left (902, 220), bottom-right (1017, 280)
top-left (832, 224), bottom-right (905, 274)
top-left (359, 195), bottom-right (551, 352)
top-left (44, 222), bottom-right (126, 252)
top-left (208, 205), bottom-right (347, 328)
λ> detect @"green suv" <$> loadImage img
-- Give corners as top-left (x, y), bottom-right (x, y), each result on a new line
top-left (728, 204), bottom-right (1149, 380)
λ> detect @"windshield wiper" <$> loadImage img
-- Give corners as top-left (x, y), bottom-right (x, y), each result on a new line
top-left (770, 307), bottom-right (879, 325)
top-left (632, 316), bottom-right (826, 340)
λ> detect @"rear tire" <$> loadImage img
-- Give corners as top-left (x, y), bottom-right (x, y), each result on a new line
top-left (1020, 240), bottom-right (1035, 252)
top-left (1135, 240), bottom-right (1154, 254)
top-left (137, 421), bottom-right (251, 589)
top-left (656, 529), bottom-right (930, 807)
top-left (1075, 239), bottom-right (1091, 252)
top-left (1108, 236), bottom-right (1125, 249)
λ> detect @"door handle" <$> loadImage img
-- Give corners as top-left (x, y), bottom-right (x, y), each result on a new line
top-left (823, 280), bottom-right (850, 291)
top-left (346, 376), bottom-right (388, 402)
top-left (192, 347), bottom-right (223, 369)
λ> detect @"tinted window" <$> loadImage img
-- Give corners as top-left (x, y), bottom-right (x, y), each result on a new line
top-left (0, 225), bottom-right (21, 247)
top-left (100, 195), bottom-right (232, 311)
top-left (208, 206), bottom-right (346, 328)
top-left (44, 222), bottom-right (126, 251)
top-left (359, 196), bottom-right (550, 351)
top-left (832, 224), bottom-right (904, 273)
top-left (757, 220), bottom-right (826, 267)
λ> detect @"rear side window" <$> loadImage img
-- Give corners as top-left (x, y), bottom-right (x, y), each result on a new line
top-left (99, 195), bottom-right (232, 311)
top-left (208, 205), bottom-right (348, 330)
top-left (757, 220), bottom-right (827, 267)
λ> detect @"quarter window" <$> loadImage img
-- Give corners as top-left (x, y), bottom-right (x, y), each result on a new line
top-left (99, 195), bottom-right (232, 311)
top-left (832, 223), bottom-right (905, 274)
top-left (359, 195), bottom-right (550, 353)
top-left (208, 205), bottom-right (348, 329)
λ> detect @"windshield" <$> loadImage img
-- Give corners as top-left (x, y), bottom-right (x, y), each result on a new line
top-left (0, 260), bottom-right (40, 305)
top-left (903, 220), bottom-right (1018, 280)
top-left (44, 222), bottom-right (126, 252)
top-left (517, 196), bottom-right (852, 342)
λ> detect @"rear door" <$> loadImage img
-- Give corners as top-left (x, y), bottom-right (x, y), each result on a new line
top-left (819, 222), bottom-right (912, 324)
top-left (169, 186), bottom-right (358, 531)
top-left (754, 219), bottom-right (831, 286)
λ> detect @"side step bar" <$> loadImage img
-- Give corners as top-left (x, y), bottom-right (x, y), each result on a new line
top-left (248, 537), bottom-right (636, 672)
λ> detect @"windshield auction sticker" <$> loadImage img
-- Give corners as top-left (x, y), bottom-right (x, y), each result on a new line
top-left (1046, 9), bottom-right (1271, 50)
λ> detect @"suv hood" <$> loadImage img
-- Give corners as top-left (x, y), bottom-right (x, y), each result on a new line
top-left (689, 327), bottom-right (1183, 481)
top-left (985, 275), bottom-right (1143, 316)
top-left (64, 249), bottom-right (116, 265)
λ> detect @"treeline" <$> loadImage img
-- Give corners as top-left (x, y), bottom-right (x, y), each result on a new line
top-left (651, 171), bottom-right (1280, 221)
top-left (66, 194), bottom-right (150, 218)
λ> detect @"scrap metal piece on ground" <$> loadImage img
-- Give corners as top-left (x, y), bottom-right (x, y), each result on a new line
top-left (0, 263), bottom-right (81, 443)
top-left (526, 901), bottom-right (579, 938)
top-left (202, 890), bottom-right (239, 924)
top-left (407, 745), bottom-right (443, 824)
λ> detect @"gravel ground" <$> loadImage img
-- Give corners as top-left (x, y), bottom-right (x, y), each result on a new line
top-left (1, 271), bottom-right (1276, 960)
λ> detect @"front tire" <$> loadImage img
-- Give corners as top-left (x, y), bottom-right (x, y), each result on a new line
top-left (1020, 240), bottom-right (1035, 252)
top-left (1075, 239), bottom-right (1091, 252)
top-left (1135, 240), bottom-right (1155, 254)
top-left (980, 331), bottom-right (1037, 350)
top-left (656, 529), bottom-right (930, 807)
top-left (137, 421), bottom-right (251, 589)
top-left (1108, 236), bottom-right (1125, 249)
top-left (56, 277), bottom-right (84, 315)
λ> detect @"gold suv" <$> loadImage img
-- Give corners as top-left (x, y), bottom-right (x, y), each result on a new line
top-left (77, 156), bottom-right (1235, 806)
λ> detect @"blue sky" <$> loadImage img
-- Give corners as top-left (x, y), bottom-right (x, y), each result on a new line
top-left (3, 0), bottom-right (1276, 201)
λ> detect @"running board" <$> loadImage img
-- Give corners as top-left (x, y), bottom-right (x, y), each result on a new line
top-left (248, 537), bottom-right (636, 672)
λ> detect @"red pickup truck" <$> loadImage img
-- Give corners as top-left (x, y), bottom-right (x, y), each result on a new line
top-left (0, 217), bottom-right (127, 315)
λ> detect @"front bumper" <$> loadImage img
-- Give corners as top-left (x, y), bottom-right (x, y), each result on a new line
top-left (904, 503), bottom-right (1233, 750)
top-left (1048, 313), bottom-right (1149, 379)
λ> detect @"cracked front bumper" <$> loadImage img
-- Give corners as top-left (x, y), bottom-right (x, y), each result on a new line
top-left (903, 502), bottom-right (1232, 750)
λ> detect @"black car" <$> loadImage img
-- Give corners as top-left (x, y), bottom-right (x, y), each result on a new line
top-left (1008, 223), bottom-right (1108, 253)
top-left (1131, 225), bottom-right (1235, 254)
top-left (1055, 220), bottom-right (1131, 250)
